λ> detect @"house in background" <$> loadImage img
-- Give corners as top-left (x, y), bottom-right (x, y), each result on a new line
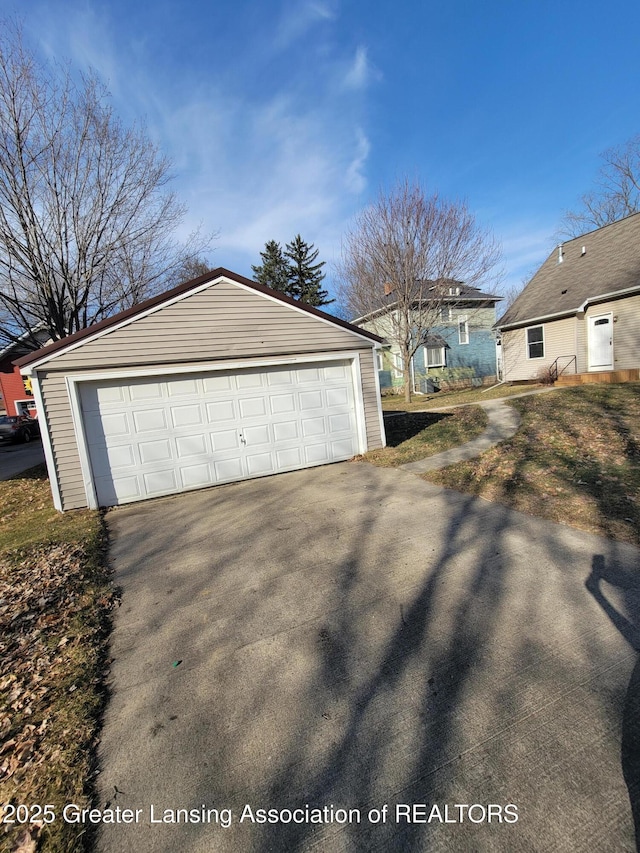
top-left (0, 329), bottom-right (50, 416)
top-left (351, 281), bottom-right (502, 393)
top-left (496, 212), bottom-right (640, 384)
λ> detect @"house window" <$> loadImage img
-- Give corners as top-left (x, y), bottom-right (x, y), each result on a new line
top-left (439, 306), bottom-right (452, 322)
top-left (527, 326), bottom-right (544, 359)
top-left (425, 345), bottom-right (446, 368)
top-left (376, 352), bottom-right (384, 371)
top-left (458, 317), bottom-right (469, 345)
top-left (448, 285), bottom-right (460, 296)
top-left (391, 353), bottom-right (403, 377)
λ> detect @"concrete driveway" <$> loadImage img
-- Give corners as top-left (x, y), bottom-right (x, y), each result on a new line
top-left (98, 462), bottom-right (640, 853)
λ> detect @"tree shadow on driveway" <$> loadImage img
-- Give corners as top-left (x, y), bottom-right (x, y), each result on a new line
top-left (98, 462), bottom-right (640, 853)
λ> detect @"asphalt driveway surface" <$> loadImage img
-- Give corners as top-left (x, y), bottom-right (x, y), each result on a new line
top-left (0, 438), bottom-right (44, 480)
top-left (97, 461), bottom-right (640, 852)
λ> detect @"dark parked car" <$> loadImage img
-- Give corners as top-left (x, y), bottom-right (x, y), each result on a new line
top-left (0, 415), bottom-right (41, 444)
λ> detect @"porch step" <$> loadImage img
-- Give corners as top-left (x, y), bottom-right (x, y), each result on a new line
top-left (555, 368), bottom-right (640, 386)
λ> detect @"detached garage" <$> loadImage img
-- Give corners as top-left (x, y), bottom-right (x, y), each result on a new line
top-left (15, 269), bottom-right (386, 511)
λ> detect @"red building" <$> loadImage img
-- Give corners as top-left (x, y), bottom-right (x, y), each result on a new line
top-left (0, 339), bottom-right (41, 416)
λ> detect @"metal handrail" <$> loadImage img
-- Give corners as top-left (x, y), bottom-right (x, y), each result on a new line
top-left (549, 355), bottom-right (577, 382)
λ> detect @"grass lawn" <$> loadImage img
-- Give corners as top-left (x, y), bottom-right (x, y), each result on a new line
top-left (0, 464), bottom-right (115, 853)
top-left (381, 382), bottom-right (543, 412)
top-left (425, 384), bottom-right (640, 547)
top-left (365, 405), bottom-right (488, 467)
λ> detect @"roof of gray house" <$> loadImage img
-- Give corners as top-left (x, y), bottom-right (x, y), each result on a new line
top-left (351, 281), bottom-right (502, 325)
top-left (497, 212), bottom-right (640, 329)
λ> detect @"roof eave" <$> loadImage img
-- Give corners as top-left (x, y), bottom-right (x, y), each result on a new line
top-left (16, 268), bottom-right (382, 371)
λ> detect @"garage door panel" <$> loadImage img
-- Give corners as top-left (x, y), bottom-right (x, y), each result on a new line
top-left (133, 408), bottom-right (167, 432)
top-left (171, 403), bottom-right (203, 427)
top-left (270, 393), bottom-right (296, 414)
top-left (243, 424), bottom-right (270, 446)
top-left (180, 463), bottom-right (212, 487)
top-left (167, 377), bottom-right (199, 396)
top-left (105, 474), bottom-right (141, 503)
top-left (273, 420), bottom-right (298, 441)
top-left (143, 469), bottom-right (178, 495)
top-left (332, 438), bottom-right (356, 457)
top-left (214, 458), bottom-right (244, 480)
top-left (326, 387), bottom-right (350, 407)
top-left (129, 381), bottom-right (163, 401)
top-left (211, 429), bottom-right (240, 451)
top-left (203, 374), bottom-right (234, 393)
top-left (236, 372), bottom-right (263, 390)
top-left (302, 417), bottom-right (326, 437)
top-left (305, 443), bottom-right (330, 463)
top-left (297, 367), bottom-right (321, 382)
top-left (299, 390), bottom-right (323, 410)
top-left (97, 412), bottom-right (131, 438)
top-left (175, 434), bottom-right (208, 457)
top-left (138, 438), bottom-right (172, 464)
top-left (276, 448), bottom-right (302, 467)
top-left (245, 452), bottom-right (275, 475)
top-left (206, 400), bottom-right (236, 422)
top-left (81, 358), bottom-right (360, 506)
top-left (323, 363), bottom-right (349, 380)
top-left (329, 413), bottom-right (352, 432)
top-left (239, 397), bottom-right (267, 418)
top-left (267, 369), bottom-right (294, 386)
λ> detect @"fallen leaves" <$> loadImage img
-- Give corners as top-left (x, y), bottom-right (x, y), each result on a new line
top-left (0, 539), bottom-right (116, 852)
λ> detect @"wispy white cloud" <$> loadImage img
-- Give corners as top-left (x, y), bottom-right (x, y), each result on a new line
top-left (343, 45), bottom-right (377, 91)
top-left (14, 0), bottom-right (379, 290)
top-left (345, 129), bottom-right (371, 193)
top-left (273, 0), bottom-right (338, 50)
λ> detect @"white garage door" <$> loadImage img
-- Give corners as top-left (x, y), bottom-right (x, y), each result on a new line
top-left (79, 360), bottom-right (360, 506)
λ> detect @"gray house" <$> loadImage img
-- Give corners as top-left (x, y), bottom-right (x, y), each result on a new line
top-left (497, 213), bottom-right (640, 383)
top-left (16, 268), bottom-right (386, 510)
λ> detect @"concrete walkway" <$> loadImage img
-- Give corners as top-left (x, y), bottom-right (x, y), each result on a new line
top-left (399, 387), bottom-right (555, 473)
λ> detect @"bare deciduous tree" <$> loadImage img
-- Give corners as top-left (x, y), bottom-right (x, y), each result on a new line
top-left (337, 180), bottom-right (502, 401)
top-left (559, 134), bottom-right (640, 238)
top-left (0, 23), bottom-right (212, 351)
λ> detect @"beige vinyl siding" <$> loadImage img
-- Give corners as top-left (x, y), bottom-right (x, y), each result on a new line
top-left (48, 280), bottom-right (366, 370)
top-left (583, 295), bottom-right (640, 370)
top-left (37, 371), bottom-right (87, 510)
top-left (501, 316), bottom-right (577, 381)
top-left (359, 349), bottom-right (384, 448)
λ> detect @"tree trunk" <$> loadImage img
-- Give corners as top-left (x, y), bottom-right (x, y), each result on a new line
top-left (403, 351), bottom-right (412, 403)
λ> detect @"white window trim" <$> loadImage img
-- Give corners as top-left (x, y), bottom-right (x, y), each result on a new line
top-left (526, 325), bottom-right (545, 359)
top-left (458, 317), bottom-right (469, 345)
top-left (424, 345), bottom-right (446, 368)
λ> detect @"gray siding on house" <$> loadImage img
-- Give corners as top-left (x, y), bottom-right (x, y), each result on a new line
top-left (35, 278), bottom-right (384, 510)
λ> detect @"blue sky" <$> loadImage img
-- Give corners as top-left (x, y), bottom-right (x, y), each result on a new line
top-left (7, 0), bottom-right (640, 303)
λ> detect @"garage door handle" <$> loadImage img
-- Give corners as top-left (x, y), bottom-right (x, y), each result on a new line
top-left (239, 432), bottom-right (246, 445)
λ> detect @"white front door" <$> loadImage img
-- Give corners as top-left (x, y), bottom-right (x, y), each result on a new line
top-left (588, 313), bottom-right (613, 371)
top-left (79, 360), bottom-right (361, 507)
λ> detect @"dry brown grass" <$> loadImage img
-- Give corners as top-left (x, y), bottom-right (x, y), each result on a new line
top-left (425, 384), bottom-right (640, 546)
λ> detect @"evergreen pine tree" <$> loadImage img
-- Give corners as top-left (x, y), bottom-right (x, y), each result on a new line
top-left (251, 240), bottom-right (291, 295)
top-left (284, 235), bottom-right (334, 307)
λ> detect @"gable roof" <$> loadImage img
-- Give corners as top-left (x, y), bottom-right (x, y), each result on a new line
top-left (351, 281), bottom-right (502, 325)
top-left (497, 212), bottom-right (640, 329)
top-left (15, 267), bottom-right (381, 370)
